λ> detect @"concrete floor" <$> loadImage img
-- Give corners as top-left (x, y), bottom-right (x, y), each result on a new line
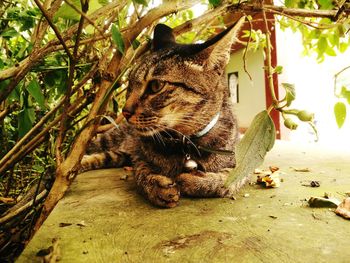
top-left (18, 141), bottom-right (350, 263)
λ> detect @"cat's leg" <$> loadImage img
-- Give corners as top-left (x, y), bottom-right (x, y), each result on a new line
top-left (80, 150), bottom-right (128, 172)
top-left (176, 170), bottom-right (249, 198)
top-left (134, 160), bottom-right (180, 208)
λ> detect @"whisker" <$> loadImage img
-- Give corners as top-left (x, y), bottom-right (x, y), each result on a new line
top-left (155, 123), bottom-right (201, 156)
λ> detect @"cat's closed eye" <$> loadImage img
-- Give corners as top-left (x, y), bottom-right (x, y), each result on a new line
top-left (147, 80), bottom-right (166, 94)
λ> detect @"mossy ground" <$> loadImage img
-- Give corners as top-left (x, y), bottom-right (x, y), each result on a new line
top-left (18, 141), bottom-right (350, 263)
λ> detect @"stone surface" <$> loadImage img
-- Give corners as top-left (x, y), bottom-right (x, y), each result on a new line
top-left (18, 141), bottom-right (350, 263)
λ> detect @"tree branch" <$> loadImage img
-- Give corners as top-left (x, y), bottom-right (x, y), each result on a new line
top-left (0, 190), bottom-right (47, 225)
top-left (55, 0), bottom-right (88, 165)
top-left (63, 0), bottom-right (106, 38)
top-left (234, 3), bottom-right (349, 19)
top-left (33, 0), bottom-right (73, 61)
top-left (32, 0), bottom-right (203, 235)
top-left (0, 1), bottom-right (126, 105)
top-left (0, 62), bottom-right (98, 174)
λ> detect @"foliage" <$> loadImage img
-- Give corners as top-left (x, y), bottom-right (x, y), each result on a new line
top-left (226, 110), bottom-right (275, 186)
top-left (334, 101), bottom-right (347, 128)
top-left (280, 0), bottom-right (350, 62)
top-left (334, 66), bottom-right (350, 128)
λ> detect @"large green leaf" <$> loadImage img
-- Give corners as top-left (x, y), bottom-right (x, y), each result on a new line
top-left (334, 102), bottom-right (346, 128)
top-left (111, 24), bottom-right (125, 54)
top-left (225, 111), bottom-right (276, 187)
top-left (27, 79), bottom-right (45, 109)
top-left (18, 107), bottom-right (36, 138)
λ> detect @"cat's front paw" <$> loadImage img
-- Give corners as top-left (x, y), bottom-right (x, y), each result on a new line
top-left (147, 175), bottom-right (180, 208)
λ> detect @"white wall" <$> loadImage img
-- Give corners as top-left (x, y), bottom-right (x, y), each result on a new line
top-left (226, 49), bottom-right (266, 128)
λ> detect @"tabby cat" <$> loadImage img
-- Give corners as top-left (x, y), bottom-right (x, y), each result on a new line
top-left (81, 17), bottom-right (248, 208)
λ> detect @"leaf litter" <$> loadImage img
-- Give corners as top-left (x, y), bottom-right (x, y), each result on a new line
top-left (255, 166), bottom-right (281, 188)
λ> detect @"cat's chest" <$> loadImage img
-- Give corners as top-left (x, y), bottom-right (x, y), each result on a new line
top-left (138, 139), bottom-right (204, 176)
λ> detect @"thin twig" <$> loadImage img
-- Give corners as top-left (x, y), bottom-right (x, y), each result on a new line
top-left (0, 93), bottom-right (90, 175)
top-left (55, 0), bottom-right (88, 165)
top-left (242, 16), bottom-right (253, 81)
top-left (334, 64), bottom-right (350, 95)
top-left (271, 9), bottom-right (341, 29)
top-left (33, 0), bottom-right (73, 61)
top-left (0, 62), bottom-right (98, 174)
top-left (262, 7), bottom-right (278, 106)
top-left (0, 190), bottom-right (47, 225)
top-left (63, 0), bottom-right (106, 38)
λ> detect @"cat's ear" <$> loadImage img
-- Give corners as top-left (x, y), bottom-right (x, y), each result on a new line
top-left (152, 24), bottom-right (176, 51)
top-left (193, 17), bottom-right (245, 70)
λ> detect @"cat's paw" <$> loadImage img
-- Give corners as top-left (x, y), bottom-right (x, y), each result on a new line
top-left (175, 171), bottom-right (206, 197)
top-left (176, 171), bottom-right (235, 198)
top-left (147, 175), bottom-right (180, 208)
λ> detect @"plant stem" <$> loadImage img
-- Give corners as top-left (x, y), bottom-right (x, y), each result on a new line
top-left (262, 8), bottom-right (279, 108)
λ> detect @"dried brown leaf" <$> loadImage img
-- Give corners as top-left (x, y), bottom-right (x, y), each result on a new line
top-left (335, 197), bottom-right (350, 220)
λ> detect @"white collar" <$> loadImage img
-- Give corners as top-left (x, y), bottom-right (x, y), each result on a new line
top-left (194, 113), bottom-right (220, 138)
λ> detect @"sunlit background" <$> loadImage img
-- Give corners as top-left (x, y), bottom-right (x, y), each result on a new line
top-left (277, 28), bottom-right (350, 147)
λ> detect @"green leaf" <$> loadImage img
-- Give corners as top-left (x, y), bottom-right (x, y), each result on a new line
top-left (340, 86), bottom-right (350, 104)
top-left (334, 102), bottom-right (346, 128)
top-left (318, 0), bottom-right (334, 9)
top-left (339, 43), bottom-right (348, 53)
top-left (273, 65), bottom-right (283, 74)
top-left (0, 28), bottom-right (18, 38)
top-left (111, 24), bottom-right (125, 54)
top-left (98, 0), bottom-right (110, 5)
top-left (209, 0), bottom-right (221, 7)
top-left (134, 0), bottom-right (148, 6)
top-left (282, 83), bottom-right (296, 106)
top-left (18, 107), bottom-right (36, 138)
top-left (8, 84), bottom-right (21, 102)
top-left (0, 80), bottom-right (10, 93)
top-left (325, 47), bottom-right (336, 56)
top-left (225, 111), bottom-right (276, 187)
top-left (285, 0), bottom-right (294, 7)
top-left (19, 10), bottom-right (36, 31)
top-left (317, 37), bottom-right (328, 54)
top-left (32, 164), bottom-right (45, 173)
top-left (55, 0), bottom-right (81, 21)
top-left (27, 79), bottom-right (45, 109)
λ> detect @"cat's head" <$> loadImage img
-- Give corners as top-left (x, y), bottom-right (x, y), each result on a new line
top-left (123, 17), bottom-right (244, 137)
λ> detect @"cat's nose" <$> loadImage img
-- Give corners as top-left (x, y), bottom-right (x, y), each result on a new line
top-left (122, 108), bottom-right (132, 120)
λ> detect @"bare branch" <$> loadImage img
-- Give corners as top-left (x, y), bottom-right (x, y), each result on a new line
top-left (55, 0), bottom-right (88, 165)
top-left (33, 0), bottom-right (73, 61)
top-left (33, 0), bottom-right (203, 234)
top-left (32, 0), bottom-right (63, 50)
top-left (235, 3), bottom-right (349, 19)
top-left (0, 190), bottom-right (47, 225)
top-left (0, 1), bottom-right (126, 105)
top-left (63, 0), bottom-right (106, 38)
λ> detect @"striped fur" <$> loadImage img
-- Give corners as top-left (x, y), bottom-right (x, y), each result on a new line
top-left (81, 19), bottom-right (249, 207)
